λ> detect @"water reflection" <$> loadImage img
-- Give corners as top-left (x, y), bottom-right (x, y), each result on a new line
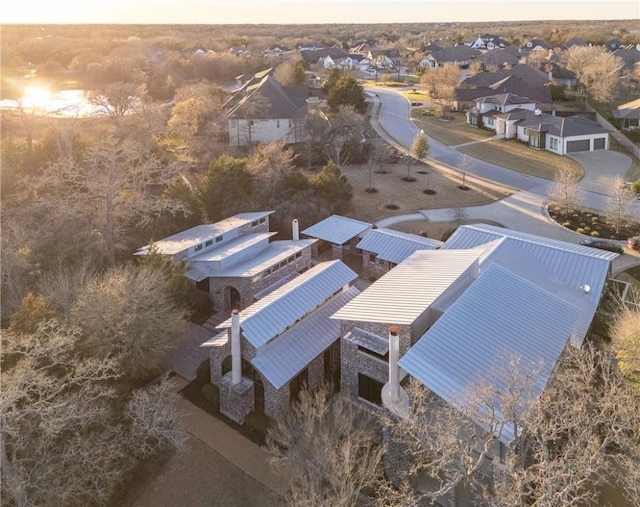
top-left (0, 90), bottom-right (104, 118)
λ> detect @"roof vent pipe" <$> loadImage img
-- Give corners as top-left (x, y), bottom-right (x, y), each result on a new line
top-left (231, 309), bottom-right (241, 385)
top-left (292, 218), bottom-right (300, 241)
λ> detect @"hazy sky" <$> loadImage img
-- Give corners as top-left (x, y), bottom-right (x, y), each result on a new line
top-left (3, 0), bottom-right (638, 24)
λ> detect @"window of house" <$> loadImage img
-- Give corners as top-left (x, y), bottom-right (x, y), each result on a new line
top-left (252, 220), bottom-right (259, 227)
top-left (550, 138), bottom-right (559, 151)
top-left (194, 244), bottom-right (203, 252)
top-left (288, 120), bottom-right (292, 128)
top-left (230, 119), bottom-right (237, 128)
top-left (216, 235), bottom-right (223, 243)
top-left (205, 240), bottom-right (213, 247)
top-left (295, 252), bottom-right (302, 259)
top-left (259, 217), bottom-right (266, 224)
top-left (358, 374), bottom-right (383, 406)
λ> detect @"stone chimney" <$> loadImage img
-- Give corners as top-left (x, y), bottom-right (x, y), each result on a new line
top-left (292, 218), bottom-right (300, 241)
top-left (231, 309), bottom-right (241, 385)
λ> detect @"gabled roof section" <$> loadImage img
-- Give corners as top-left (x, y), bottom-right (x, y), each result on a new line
top-left (442, 224), bottom-right (616, 323)
top-left (614, 98), bottom-right (640, 120)
top-left (226, 74), bottom-right (307, 120)
top-left (251, 286), bottom-right (360, 389)
top-left (477, 93), bottom-right (535, 107)
top-left (137, 211), bottom-right (273, 256)
top-left (517, 114), bottom-right (607, 137)
top-left (186, 239), bottom-right (316, 280)
top-left (399, 263), bottom-right (580, 444)
top-left (356, 228), bottom-right (442, 264)
top-left (475, 48), bottom-right (521, 67)
top-left (301, 215), bottom-right (372, 245)
top-left (430, 45), bottom-right (481, 63)
top-left (332, 250), bottom-right (481, 325)
top-left (218, 260), bottom-right (357, 349)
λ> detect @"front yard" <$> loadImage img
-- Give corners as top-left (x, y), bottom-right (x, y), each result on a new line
top-left (412, 110), bottom-right (584, 181)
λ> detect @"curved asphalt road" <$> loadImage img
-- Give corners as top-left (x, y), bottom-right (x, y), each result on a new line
top-left (367, 86), bottom-right (639, 217)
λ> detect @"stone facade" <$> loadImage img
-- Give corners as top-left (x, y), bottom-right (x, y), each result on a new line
top-left (209, 245), bottom-right (313, 312)
top-left (340, 320), bottom-right (413, 409)
top-left (361, 253), bottom-right (392, 280)
top-left (219, 373), bottom-right (254, 424)
top-left (207, 326), bottom-right (338, 422)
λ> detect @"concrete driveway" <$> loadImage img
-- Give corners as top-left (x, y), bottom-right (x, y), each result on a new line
top-left (569, 150), bottom-right (633, 195)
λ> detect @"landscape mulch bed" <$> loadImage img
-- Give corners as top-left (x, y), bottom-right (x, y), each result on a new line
top-left (180, 380), bottom-right (269, 446)
top-left (548, 206), bottom-right (640, 240)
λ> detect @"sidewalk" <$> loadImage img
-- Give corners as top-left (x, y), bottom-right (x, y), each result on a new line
top-left (171, 376), bottom-right (289, 498)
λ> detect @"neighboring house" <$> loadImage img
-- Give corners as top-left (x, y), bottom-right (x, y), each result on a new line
top-left (333, 224), bottom-right (617, 499)
top-left (466, 92), bottom-right (609, 154)
top-left (203, 260), bottom-right (360, 423)
top-left (458, 64), bottom-right (553, 105)
top-left (470, 34), bottom-right (510, 51)
top-left (423, 45), bottom-right (481, 68)
top-left (521, 38), bottom-right (549, 52)
top-left (540, 62), bottom-right (578, 88)
top-left (367, 49), bottom-right (401, 70)
top-left (225, 70), bottom-right (308, 146)
top-left (474, 48), bottom-right (521, 70)
top-left (300, 47), bottom-right (349, 67)
top-left (302, 214), bottom-right (372, 259)
top-left (136, 212), bottom-right (316, 312)
top-left (565, 37), bottom-right (588, 48)
top-left (604, 38), bottom-right (626, 52)
top-left (262, 44), bottom-right (292, 59)
top-left (613, 98), bottom-right (640, 129)
top-left (225, 46), bottom-right (251, 57)
top-left (356, 227), bottom-right (443, 279)
top-left (613, 45), bottom-right (640, 71)
top-left (298, 41), bottom-right (328, 51)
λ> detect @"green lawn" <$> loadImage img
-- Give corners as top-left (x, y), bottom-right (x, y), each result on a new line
top-left (457, 138), bottom-right (584, 181)
top-left (413, 111), bottom-right (584, 181)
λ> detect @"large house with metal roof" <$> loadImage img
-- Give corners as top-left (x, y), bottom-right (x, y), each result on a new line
top-left (201, 260), bottom-right (360, 423)
top-left (136, 212), bottom-right (316, 312)
top-left (225, 69), bottom-right (308, 146)
top-left (332, 223), bottom-right (617, 418)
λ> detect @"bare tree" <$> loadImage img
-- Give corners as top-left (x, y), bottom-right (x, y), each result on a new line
top-left (567, 46), bottom-right (624, 103)
top-left (18, 137), bottom-right (188, 266)
top-left (378, 345), bottom-right (640, 507)
top-left (325, 105), bottom-right (367, 168)
top-left (606, 175), bottom-right (634, 234)
top-left (459, 153), bottom-right (475, 190)
top-left (420, 63), bottom-right (459, 118)
top-left (449, 206), bottom-right (469, 226)
top-left (168, 80), bottom-right (227, 137)
top-left (268, 385), bottom-right (384, 507)
top-left (88, 81), bottom-right (140, 120)
top-left (611, 304), bottom-right (640, 393)
top-left (548, 161), bottom-right (584, 216)
top-left (69, 263), bottom-right (188, 385)
top-left (365, 135), bottom-right (388, 192)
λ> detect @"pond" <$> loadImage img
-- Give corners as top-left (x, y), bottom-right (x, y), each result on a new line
top-left (0, 87), bottom-right (105, 118)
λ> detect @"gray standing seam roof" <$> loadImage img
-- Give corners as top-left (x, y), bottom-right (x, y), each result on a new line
top-left (301, 215), bottom-right (372, 245)
top-left (217, 260), bottom-right (358, 349)
top-left (399, 263), bottom-right (581, 444)
top-left (251, 286), bottom-right (360, 389)
top-left (356, 228), bottom-right (442, 264)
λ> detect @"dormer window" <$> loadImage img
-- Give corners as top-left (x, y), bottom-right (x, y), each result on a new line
top-left (205, 240), bottom-right (213, 247)
top-left (194, 244), bottom-right (203, 252)
top-left (216, 235), bottom-right (223, 243)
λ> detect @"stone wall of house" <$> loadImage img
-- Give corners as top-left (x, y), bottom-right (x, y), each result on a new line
top-left (307, 354), bottom-right (325, 391)
top-left (263, 380), bottom-right (290, 421)
top-left (361, 255), bottom-right (391, 280)
top-left (219, 373), bottom-right (255, 424)
top-left (340, 320), bottom-right (412, 406)
top-left (209, 244), bottom-right (313, 312)
top-left (332, 244), bottom-right (343, 259)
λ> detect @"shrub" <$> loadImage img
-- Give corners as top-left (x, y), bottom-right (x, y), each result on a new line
top-left (592, 216), bottom-right (599, 223)
top-left (591, 230), bottom-right (600, 237)
top-left (576, 228), bottom-right (585, 234)
top-left (562, 221), bottom-right (571, 227)
top-left (584, 226), bottom-right (591, 233)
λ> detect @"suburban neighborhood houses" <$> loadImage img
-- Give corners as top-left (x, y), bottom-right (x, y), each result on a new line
top-left (2, 16), bottom-right (640, 507)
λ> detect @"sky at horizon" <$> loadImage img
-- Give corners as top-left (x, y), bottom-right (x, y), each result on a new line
top-left (3, 0), bottom-right (639, 24)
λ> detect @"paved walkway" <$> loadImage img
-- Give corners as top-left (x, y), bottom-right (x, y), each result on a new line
top-left (171, 376), bottom-right (288, 497)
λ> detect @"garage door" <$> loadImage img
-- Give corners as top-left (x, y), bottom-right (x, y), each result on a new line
top-left (593, 137), bottom-right (606, 150)
top-left (566, 139), bottom-right (590, 153)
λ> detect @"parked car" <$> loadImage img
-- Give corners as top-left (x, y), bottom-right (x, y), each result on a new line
top-left (628, 236), bottom-right (640, 251)
top-left (580, 238), bottom-right (624, 254)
